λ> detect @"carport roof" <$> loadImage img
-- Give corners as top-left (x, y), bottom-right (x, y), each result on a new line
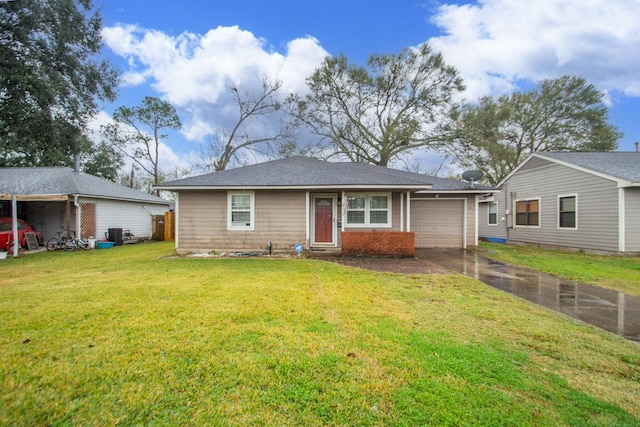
top-left (0, 167), bottom-right (170, 204)
top-left (156, 156), bottom-right (492, 192)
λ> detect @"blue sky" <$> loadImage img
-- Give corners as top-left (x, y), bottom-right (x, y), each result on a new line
top-left (94, 0), bottom-right (640, 173)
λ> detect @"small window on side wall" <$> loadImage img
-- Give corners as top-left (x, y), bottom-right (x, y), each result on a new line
top-left (228, 192), bottom-right (254, 230)
top-left (488, 202), bottom-right (498, 225)
top-left (558, 195), bottom-right (576, 229)
top-left (515, 199), bottom-right (539, 226)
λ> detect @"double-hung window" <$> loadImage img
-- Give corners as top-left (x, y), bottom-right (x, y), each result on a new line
top-left (346, 194), bottom-right (391, 227)
top-left (488, 202), bottom-right (498, 225)
top-left (558, 195), bottom-right (577, 229)
top-left (515, 199), bottom-right (539, 226)
top-left (228, 192), bottom-right (254, 230)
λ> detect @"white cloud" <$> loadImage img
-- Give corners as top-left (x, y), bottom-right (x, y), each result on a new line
top-left (102, 24), bottom-right (329, 143)
top-left (429, 0), bottom-right (640, 100)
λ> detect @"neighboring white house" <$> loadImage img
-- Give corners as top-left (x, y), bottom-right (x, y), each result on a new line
top-left (0, 167), bottom-right (171, 242)
top-left (479, 152), bottom-right (640, 254)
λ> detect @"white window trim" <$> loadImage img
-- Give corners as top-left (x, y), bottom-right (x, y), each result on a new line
top-left (227, 191), bottom-right (255, 231)
top-left (514, 197), bottom-right (541, 228)
top-left (345, 192), bottom-right (392, 228)
top-left (488, 202), bottom-right (498, 226)
top-left (557, 194), bottom-right (578, 230)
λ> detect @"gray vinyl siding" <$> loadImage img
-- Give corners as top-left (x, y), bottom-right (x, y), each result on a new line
top-left (624, 188), bottom-right (640, 252)
top-left (505, 162), bottom-right (620, 252)
top-left (478, 195), bottom-right (507, 240)
top-left (177, 190), bottom-right (307, 253)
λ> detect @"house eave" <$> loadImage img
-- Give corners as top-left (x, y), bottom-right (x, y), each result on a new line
top-left (0, 193), bottom-right (69, 201)
top-left (0, 192), bottom-right (170, 205)
top-left (414, 189), bottom-right (492, 194)
top-left (155, 184), bottom-right (433, 192)
top-left (76, 194), bottom-right (171, 205)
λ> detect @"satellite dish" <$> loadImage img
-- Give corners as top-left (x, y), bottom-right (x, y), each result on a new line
top-left (462, 170), bottom-right (483, 188)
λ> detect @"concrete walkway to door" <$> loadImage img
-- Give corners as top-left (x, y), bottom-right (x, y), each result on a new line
top-left (328, 248), bottom-right (640, 343)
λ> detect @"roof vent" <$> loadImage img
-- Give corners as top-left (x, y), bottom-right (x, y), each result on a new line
top-left (73, 154), bottom-right (80, 174)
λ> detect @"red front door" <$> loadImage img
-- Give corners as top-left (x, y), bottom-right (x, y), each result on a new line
top-left (314, 197), bottom-right (333, 244)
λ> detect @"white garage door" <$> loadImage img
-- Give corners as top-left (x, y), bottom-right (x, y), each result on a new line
top-left (411, 200), bottom-right (464, 248)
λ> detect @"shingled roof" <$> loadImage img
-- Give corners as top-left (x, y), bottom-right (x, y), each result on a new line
top-left (536, 152), bottom-right (640, 184)
top-left (156, 156), bottom-right (491, 192)
top-left (0, 167), bottom-right (170, 204)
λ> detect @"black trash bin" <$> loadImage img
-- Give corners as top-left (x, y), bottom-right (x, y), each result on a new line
top-left (108, 228), bottom-right (123, 246)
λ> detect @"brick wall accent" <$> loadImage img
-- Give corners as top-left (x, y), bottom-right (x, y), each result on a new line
top-left (342, 231), bottom-right (415, 257)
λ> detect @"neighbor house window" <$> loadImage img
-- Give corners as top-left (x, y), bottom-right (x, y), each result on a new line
top-left (558, 195), bottom-right (577, 229)
top-left (228, 192), bottom-right (254, 230)
top-left (515, 199), bottom-right (539, 226)
top-left (488, 202), bottom-right (498, 225)
top-left (346, 193), bottom-right (391, 227)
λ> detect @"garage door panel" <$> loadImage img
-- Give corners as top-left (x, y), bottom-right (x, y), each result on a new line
top-left (411, 200), bottom-right (464, 248)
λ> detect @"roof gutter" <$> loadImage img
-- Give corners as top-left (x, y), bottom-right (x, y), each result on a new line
top-left (154, 184), bottom-right (433, 192)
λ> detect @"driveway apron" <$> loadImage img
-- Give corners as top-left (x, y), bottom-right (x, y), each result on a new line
top-left (416, 248), bottom-right (640, 343)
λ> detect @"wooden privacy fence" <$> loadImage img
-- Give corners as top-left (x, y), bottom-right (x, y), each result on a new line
top-left (152, 211), bottom-right (175, 241)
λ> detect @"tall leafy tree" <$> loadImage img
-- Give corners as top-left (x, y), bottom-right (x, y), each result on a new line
top-left (81, 141), bottom-right (124, 181)
top-left (287, 44), bottom-right (464, 166)
top-left (449, 75), bottom-right (621, 185)
top-left (0, 0), bottom-right (118, 166)
top-left (101, 96), bottom-right (181, 195)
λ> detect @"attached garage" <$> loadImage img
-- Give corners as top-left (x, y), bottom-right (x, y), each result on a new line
top-left (411, 199), bottom-right (466, 248)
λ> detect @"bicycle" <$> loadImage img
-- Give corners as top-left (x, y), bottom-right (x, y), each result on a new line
top-left (46, 232), bottom-right (75, 251)
top-left (72, 233), bottom-right (91, 250)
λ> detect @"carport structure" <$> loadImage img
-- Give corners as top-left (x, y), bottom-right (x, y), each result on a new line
top-left (0, 167), bottom-right (171, 256)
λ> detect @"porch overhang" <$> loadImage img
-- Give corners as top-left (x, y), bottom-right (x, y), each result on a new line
top-left (0, 193), bottom-right (69, 201)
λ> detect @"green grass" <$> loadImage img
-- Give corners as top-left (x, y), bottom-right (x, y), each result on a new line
top-left (479, 242), bottom-right (640, 297)
top-left (1, 242), bottom-right (639, 426)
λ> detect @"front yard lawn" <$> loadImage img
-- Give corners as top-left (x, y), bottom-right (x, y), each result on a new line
top-left (1, 242), bottom-right (639, 426)
top-left (479, 242), bottom-right (640, 297)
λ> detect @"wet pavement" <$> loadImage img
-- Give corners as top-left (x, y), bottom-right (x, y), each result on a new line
top-left (416, 248), bottom-right (640, 343)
